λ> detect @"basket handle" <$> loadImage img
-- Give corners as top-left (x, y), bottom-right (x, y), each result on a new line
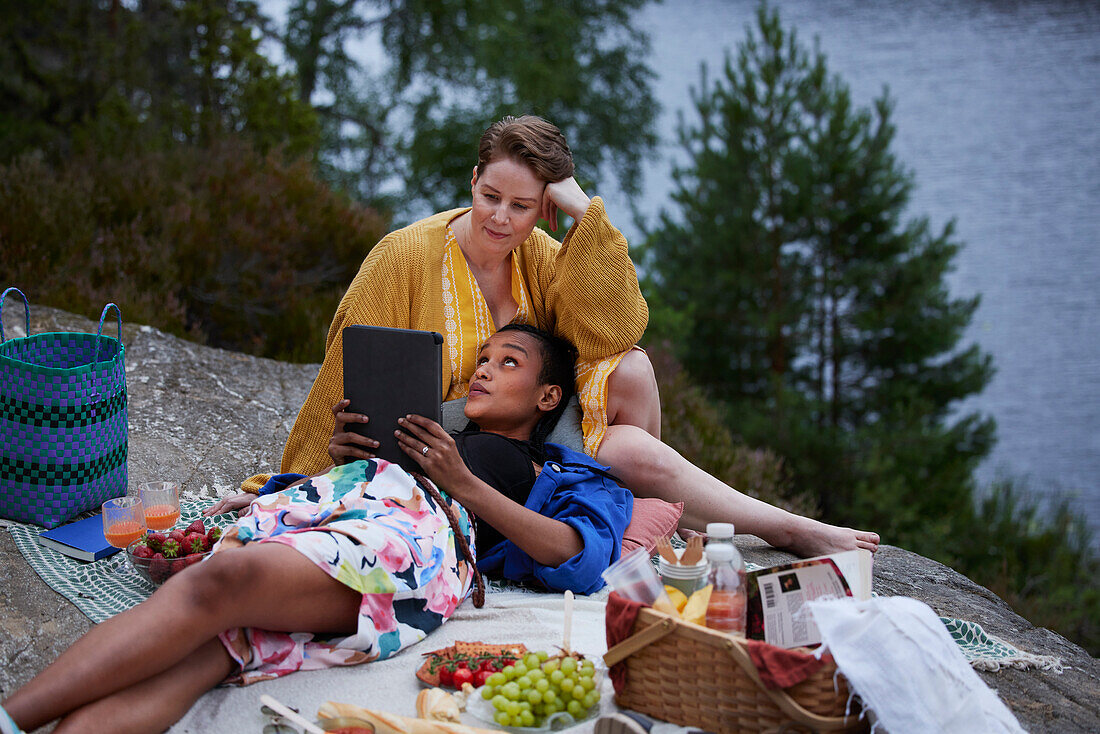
top-left (603, 616), bottom-right (678, 668)
top-left (94, 303), bottom-right (124, 362)
top-left (0, 287), bottom-right (31, 343)
top-left (721, 637), bottom-right (859, 732)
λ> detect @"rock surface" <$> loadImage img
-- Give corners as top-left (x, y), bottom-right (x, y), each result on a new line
top-left (2, 304), bottom-right (1098, 732)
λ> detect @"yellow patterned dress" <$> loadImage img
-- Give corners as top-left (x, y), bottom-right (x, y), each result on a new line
top-left (243, 197), bottom-right (647, 493)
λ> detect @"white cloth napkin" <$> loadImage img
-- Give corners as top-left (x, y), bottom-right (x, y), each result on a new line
top-left (805, 596), bottom-right (1025, 734)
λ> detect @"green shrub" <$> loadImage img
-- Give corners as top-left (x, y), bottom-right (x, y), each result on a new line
top-left (1, 141), bottom-right (387, 361)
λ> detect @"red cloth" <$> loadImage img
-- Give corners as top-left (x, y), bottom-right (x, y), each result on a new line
top-left (605, 591), bottom-right (646, 694)
top-left (746, 638), bottom-right (831, 689)
top-left (605, 591), bottom-right (830, 692)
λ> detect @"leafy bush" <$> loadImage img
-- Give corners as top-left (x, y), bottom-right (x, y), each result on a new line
top-left (1, 141), bottom-right (387, 361)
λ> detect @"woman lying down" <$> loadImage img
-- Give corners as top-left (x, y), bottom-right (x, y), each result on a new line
top-left (0, 324), bottom-right (631, 734)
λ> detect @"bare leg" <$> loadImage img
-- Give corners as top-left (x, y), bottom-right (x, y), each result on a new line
top-left (605, 348), bottom-right (661, 439)
top-left (3, 542), bottom-right (361, 733)
top-left (54, 639), bottom-right (234, 734)
top-left (596, 424), bottom-right (879, 557)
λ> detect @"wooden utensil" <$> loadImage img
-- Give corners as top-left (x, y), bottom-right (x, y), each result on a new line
top-left (680, 535), bottom-right (704, 566)
top-left (261, 694), bottom-right (325, 734)
top-left (655, 537), bottom-right (679, 565)
top-left (563, 589), bottom-right (574, 653)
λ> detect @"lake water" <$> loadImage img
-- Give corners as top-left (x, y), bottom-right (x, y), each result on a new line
top-left (598, 0), bottom-right (1100, 546)
top-left (263, 0), bottom-right (1100, 544)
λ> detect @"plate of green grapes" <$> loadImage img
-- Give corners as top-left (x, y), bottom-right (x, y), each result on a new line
top-left (467, 649), bottom-right (603, 731)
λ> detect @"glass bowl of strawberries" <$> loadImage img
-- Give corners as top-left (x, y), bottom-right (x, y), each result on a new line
top-left (126, 518), bottom-right (223, 586)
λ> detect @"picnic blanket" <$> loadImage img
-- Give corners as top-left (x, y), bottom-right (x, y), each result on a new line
top-left (6, 506), bottom-right (1063, 731)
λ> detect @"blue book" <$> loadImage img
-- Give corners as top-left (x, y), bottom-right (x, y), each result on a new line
top-left (35, 514), bottom-right (121, 562)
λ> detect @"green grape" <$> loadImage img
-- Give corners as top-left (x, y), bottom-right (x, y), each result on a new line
top-left (580, 676), bottom-right (596, 691)
top-left (559, 676), bottom-right (574, 693)
top-left (526, 689), bottom-right (542, 705)
top-left (534, 678), bottom-right (550, 693)
top-left (541, 690), bottom-right (557, 705)
top-left (494, 711), bottom-right (511, 726)
top-left (527, 668), bottom-right (545, 682)
top-left (516, 675), bottom-right (532, 689)
top-left (571, 686), bottom-right (586, 701)
top-left (512, 662), bottom-right (528, 677)
top-left (560, 657), bottom-right (577, 674)
top-left (506, 701), bottom-right (521, 717)
top-left (549, 669), bottom-right (565, 685)
top-left (584, 690), bottom-right (600, 708)
top-left (579, 666), bottom-right (595, 678)
top-left (502, 682), bottom-right (521, 700)
top-left (546, 700), bottom-right (564, 714)
top-left (481, 687), bottom-right (494, 701)
top-left (520, 710), bottom-right (536, 727)
top-left (492, 694), bottom-right (508, 711)
top-left (504, 665), bottom-right (519, 680)
top-left (536, 650), bottom-right (549, 662)
top-left (542, 659), bottom-right (560, 674)
top-left (566, 700), bottom-right (585, 718)
top-left (524, 653), bottom-right (541, 668)
top-left (518, 701), bottom-right (532, 713)
top-left (487, 672), bottom-right (507, 687)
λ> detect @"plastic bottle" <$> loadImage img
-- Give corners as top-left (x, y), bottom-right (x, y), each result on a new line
top-left (704, 542), bottom-right (747, 634)
top-left (705, 522), bottom-right (736, 550)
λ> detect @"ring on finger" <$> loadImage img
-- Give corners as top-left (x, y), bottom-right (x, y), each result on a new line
top-left (422, 445), bottom-right (430, 456)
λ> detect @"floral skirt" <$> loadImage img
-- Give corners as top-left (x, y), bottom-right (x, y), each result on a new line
top-left (214, 459), bottom-right (475, 685)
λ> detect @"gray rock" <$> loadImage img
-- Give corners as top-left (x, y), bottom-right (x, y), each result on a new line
top-left (2, 304), bottom-right (1098, 732)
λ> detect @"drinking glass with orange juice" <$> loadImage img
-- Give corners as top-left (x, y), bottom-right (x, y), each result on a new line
top-left (102, 497), bottom-right (147, 575)
top-left (140, 481), bottom-right (181, 531)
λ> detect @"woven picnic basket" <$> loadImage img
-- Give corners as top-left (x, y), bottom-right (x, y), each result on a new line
top-left (0, 288), bottom-right (128, 528)
top-left (604, 605), bottom-right (865, 733)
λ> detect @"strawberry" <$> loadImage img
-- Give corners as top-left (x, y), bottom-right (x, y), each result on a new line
top-left (161, 538), bottom-right (182, 559)
top-left (185, 553), bottom-right (205, 567)
top-left (185, 519), bottom-right (207, 536)
top-left (146, 532), bottom-right (167, 552)
top-left (170, 559), bottom-right (188, 576)
top-left (182, 533), bottom-right (206, 555)
top-left (168, 529), bottom-right (186, 544)
top-left (149, 553), bottom-right (169, 583)
top-left (131, 544), bottom-right (155, 559)
top-left (205, 526), bottom-right (223, 547)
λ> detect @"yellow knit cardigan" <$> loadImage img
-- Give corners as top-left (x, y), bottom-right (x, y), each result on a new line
top-left (242, 196), bottom-right (648, 492)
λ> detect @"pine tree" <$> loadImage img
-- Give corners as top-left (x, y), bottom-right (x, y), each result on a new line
top-left (643, 3), bottom-right (995, 547)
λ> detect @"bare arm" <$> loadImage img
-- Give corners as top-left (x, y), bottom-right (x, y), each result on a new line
top-left (395, 415), bottom-right (583, 567)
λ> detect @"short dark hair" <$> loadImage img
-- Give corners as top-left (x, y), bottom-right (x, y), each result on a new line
top-left (477, 115), bottom-right (575, 183)
top-left (497, 322), bottom-right (577, 450)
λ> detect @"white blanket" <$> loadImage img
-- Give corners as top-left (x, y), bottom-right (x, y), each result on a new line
top-left (171, 590), bottom-right (619, 733)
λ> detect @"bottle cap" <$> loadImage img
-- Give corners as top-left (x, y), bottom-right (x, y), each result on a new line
top-left (705, 522), bottom-right (735, 539)
top-left (705, 543), bottom-right (735, 562)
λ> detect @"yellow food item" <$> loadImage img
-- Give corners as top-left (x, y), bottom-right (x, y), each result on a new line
top-left (680, 585), bottom-right (713, 626)
top-left (663, 585), bottom-right (689, 613)
top-left (651, 592), bottom-right (679, 617)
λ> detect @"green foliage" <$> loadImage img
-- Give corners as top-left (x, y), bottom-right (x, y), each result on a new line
top-left (280, 0), bottom-right (659, 219)
top-left (0, 0), bottom-right (319, 161)
top-left (1, 141), bottom-right (387, 361)
top-left (956, 480), bottom-right (1100, 656)
top-left (641, 3), bottom-right (995, 540)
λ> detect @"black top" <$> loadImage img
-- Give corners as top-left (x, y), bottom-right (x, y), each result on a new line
top-left (453, 425), bottom-right (543, 554)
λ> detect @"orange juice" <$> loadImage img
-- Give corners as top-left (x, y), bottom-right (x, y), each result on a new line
top-left (705, 589), bottom-right (747, 633)
top-left (144, 503), bottom-right (180, 530)
top-left (105, 520), bottom-right (146, 549)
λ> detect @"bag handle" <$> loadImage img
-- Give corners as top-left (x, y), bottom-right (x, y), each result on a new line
top-left (94, 303), bottom-right (124, 363)
top-left (0, 287), bottom-right (30, 343)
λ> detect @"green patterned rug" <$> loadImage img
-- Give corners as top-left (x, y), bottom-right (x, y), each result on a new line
top-left (6, 517), bottom-right (1065, 672)
top-left (5, 501), bottom-right (236, 624)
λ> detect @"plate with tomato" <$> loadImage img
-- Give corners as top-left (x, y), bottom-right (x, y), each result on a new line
top-left (415, 641), bottom-right (528, 690)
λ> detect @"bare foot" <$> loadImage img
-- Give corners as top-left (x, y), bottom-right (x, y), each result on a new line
top-left (775, 516), bottom-right (879, 558)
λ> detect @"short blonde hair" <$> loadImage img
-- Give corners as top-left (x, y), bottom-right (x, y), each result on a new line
top-left (477, 115), bottom-right (575, 183)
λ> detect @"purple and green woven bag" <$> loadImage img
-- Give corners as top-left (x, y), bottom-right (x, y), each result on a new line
top-left (0, 288), bottom-right (128, 528)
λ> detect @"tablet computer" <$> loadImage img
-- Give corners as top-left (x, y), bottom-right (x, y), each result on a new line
top-left (342, 325), bottom-right (444, 473)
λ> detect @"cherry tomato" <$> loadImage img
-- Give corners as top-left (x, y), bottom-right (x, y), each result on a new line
top-left (452, 667), bottom-right (475, 689)
top-left (438, 665), bottom-right (454, 687)
top-left (474, 669), bottom-right (493, 687)
top-left (480, 659), bottom-right (499, 673)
